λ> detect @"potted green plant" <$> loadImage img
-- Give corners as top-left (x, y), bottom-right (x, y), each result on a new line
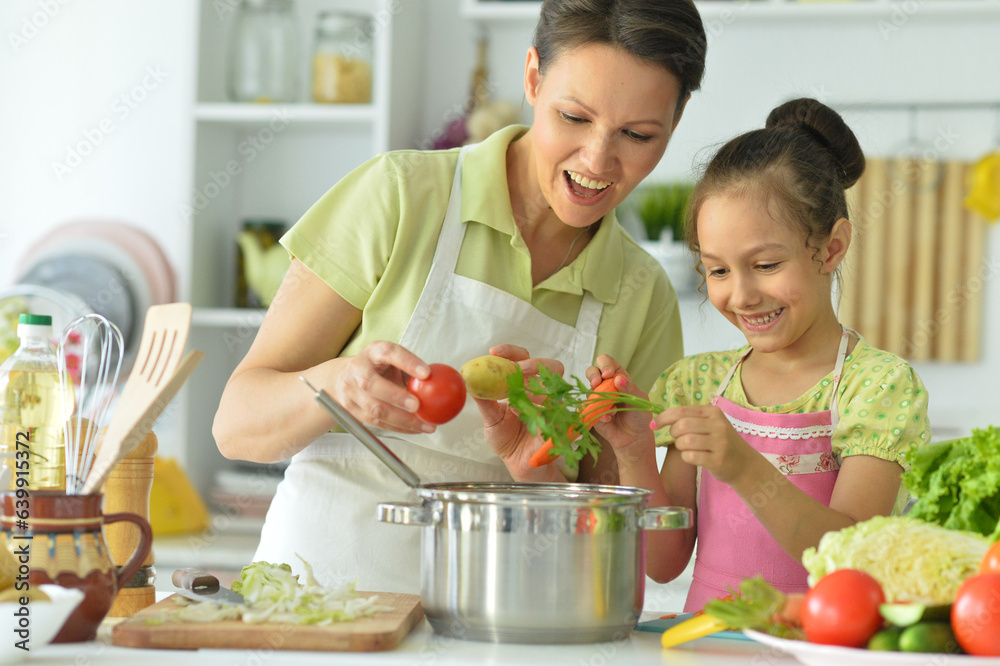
top-left (634, 182), bottom-right (694, 243)
top-left (628, 182), bottom-right (697, 293)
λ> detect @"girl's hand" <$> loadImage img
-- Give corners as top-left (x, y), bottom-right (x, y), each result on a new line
top-left (323, 340), bottom-right (433, 435)
top-left (655, 405), bottom-right (754, 484)
top-left (471, 344), bottom-right (565, 481)
top-left (587, 354), bottom-right (655, 452)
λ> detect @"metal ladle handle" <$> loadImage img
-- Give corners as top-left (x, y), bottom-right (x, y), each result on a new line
top-left (299, 376), bottom-right (422, 488)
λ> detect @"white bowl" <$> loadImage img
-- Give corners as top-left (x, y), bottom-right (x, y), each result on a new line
top-left (0, 585), bottom-right (85, 663)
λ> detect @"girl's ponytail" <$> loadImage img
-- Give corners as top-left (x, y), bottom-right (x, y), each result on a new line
top-left (765, 98), bottom-right (865, 189)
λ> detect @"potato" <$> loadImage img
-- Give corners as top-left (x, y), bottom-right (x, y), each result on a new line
top-left (460, 355), bottom-right (519, 400)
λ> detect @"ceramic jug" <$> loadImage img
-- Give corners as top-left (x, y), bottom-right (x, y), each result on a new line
top-left (236, 228), bottom-right (290, 307)
top-left (0, 491), bottom-right (152, 642)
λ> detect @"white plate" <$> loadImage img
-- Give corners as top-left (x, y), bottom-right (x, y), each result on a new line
top-left (744, 629), bottom-right (1000, 666)
top-left (14, 221), bottom-right (174, 373)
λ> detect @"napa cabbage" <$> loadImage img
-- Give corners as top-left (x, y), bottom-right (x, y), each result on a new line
top-left (801, 515), bottom-right (989, 605)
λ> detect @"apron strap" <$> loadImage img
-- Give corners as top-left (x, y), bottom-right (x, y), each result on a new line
top-left (828, 326), bottom-right (852, 431)
top-left (432, 144), bottom-right (477, 273)
top-left (711, 346), bottom-right (752, 402)
top-left (712, 327), bottom-right (852, 411)
top-left (435, 142), bottom-right (602, 346)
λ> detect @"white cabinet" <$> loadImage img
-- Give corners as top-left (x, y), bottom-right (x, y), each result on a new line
top-left (460, 0), bottom-right (1000, 20)
top-left (178, 0), bottom-right (426, 499)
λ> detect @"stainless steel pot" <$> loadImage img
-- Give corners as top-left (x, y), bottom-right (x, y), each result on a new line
top-left (378, 482), bottom-right (691, 644)
top-left (297, 379), bottom-right (693, 644)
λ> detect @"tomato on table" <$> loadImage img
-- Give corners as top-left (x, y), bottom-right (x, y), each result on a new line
top-left (407, 363), bottom-right (467, 425)
top-left (952, 573), bottom-right (1000, 656)
top-left (800, 569), bottom-right (886, 647)
top-left (980, 540), bottom-right (1000, 574)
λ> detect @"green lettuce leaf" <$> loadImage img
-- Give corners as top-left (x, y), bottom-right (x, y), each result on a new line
top-left (902, 426), bottom-right (1000, 539)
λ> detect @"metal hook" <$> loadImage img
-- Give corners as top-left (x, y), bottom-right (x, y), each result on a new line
top-left (906, 105), bottom-right (920, 156)
top-left (993, 104), bottom-right (1000, 148)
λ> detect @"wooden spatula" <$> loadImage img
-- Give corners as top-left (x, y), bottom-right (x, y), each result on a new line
top-left (80, 303), bottom-right (200, 494)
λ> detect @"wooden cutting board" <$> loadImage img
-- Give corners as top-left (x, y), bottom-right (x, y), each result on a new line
top-left (112, 592), bottom-right (423, 652)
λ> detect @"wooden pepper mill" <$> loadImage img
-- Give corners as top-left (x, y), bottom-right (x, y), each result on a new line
top-left (102, 429), bottom-right (158, 617)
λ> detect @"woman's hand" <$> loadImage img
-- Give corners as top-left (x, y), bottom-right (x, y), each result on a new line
top-left (322, 340), bottom-right (434, 435)
top-left (471, 344), bottom-right (565, 481)
top-left (654, 405), bottom-right (755, 484)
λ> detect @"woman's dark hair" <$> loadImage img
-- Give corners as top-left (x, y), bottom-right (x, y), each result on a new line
top-left (533, 0), bottom-right (707, 109)
top-left (686, 98), bottom-right (866, 261)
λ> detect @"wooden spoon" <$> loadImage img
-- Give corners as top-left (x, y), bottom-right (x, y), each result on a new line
top-left (80, 303), bottom-right (200, 494)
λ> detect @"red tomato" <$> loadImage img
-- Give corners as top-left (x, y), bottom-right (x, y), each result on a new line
top-left (952, 573), bottom-right (1000, 656)
top-left (406, 363), bottom-right (466, 425)
top-left (800, 569), bottom-right (886, 647)
top-left (980, 540), bottom-right (1000, 574)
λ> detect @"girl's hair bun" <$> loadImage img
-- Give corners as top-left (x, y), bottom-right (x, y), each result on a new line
top-left (765, 98), bottom-right (865, 188)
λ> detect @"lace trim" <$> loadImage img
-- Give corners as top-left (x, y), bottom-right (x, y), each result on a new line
top-left (724, 413), bottom-right (834, 440)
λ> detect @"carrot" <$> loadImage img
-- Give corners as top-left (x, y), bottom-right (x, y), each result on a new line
top-left (771, 593), bottom-right (804, 628)
top-left (527, 374), bottom-right (622, 468)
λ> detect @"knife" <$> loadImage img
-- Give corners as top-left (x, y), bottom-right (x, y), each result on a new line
top-left (172, 568), bottom-right (246, 606)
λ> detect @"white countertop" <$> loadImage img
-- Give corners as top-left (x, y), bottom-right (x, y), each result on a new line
top-left (27, 615), bottom-right (800, 665)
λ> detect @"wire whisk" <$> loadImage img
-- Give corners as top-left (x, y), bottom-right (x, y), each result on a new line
top-left (58, 314), bottom-right (123, 495)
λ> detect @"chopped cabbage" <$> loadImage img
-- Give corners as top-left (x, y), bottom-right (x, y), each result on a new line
top-left (801, 515), bottom-right (989, 605)
top-left (168, 556), bottom-right (393, 625)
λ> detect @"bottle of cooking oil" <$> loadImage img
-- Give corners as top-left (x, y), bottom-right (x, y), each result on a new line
top-left (0, 314), bottom-right (73, 491)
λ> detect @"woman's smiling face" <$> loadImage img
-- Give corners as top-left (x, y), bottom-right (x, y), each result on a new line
top-left (697, 193), bottom-right (841, 355)
top-left (524, 43), bottom-right (685, 228)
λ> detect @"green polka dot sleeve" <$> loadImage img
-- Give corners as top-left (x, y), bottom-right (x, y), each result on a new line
top-left (833, 353), bottom-right (931, 466)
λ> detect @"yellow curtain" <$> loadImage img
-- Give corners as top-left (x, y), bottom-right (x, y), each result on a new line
top-left (839, 158), bottom-right (989, 362)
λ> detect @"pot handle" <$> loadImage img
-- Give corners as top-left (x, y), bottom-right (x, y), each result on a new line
top-left (639, 506), bottom-right (692, 531)
top-left (377, 502), bottom-right (434, 526)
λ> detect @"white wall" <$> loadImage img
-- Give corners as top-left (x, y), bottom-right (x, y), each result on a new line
top-left (417, 1), bottom-right (1000, 435)
top-left (0, 0), bottom-right (198, 298)
top-left (1, 1), bottom-right (998, 436)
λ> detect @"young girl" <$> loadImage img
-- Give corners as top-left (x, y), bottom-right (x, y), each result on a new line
top-left (588, 98), bottom-right (931, 612)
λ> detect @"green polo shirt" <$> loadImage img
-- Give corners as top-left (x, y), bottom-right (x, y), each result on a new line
top-left (281, 124), bottom-right (682, 391)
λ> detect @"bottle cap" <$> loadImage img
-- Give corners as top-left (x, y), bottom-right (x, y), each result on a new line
top-left (17, 313), bottom-right (53, 340)
top-left (18, 314), bottom-right (52, 326)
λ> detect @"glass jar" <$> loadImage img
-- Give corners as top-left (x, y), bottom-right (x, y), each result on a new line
top-left (311, 12), bottom-right (373, 104)
top-left (227, 0), bottom-right (299, 103)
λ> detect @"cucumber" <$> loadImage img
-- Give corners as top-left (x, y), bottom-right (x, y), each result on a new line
top-left (879, 602), bottom-right (952, 627)
top-left (898, 623), bottom-right (962, 654)
top-left (868, 626), bottom-right (904, 651)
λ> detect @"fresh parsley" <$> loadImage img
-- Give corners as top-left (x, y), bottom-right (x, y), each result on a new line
top-left (505, 365), bottom-right (663, 467)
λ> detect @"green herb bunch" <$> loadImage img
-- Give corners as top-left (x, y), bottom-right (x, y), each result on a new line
top-left (703, 576), bottom-right (805, 640)
top-left (505, 365), bottom-right (663, 467)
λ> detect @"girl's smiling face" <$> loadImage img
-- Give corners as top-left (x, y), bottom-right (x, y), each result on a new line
top-left (697, 192), bottom-right (847, 355)
top-left (524, 43), bottom-right (685, 228)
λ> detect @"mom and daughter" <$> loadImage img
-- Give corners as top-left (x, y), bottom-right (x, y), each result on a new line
top-left (213, 0), bottom-right (930, 611)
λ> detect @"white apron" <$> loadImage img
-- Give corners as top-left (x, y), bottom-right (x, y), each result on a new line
top-left (254, 144), bottom-right (604, 593)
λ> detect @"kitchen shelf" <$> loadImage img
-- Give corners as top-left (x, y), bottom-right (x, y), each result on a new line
top-left (195, 103), bottom-right (377, 126)
top-left (177, 0), bottom-right (426, 502)
top-left (461, 0), bottom-right (1000, 21)
top-left (191, 307), bottom-right (266, 329)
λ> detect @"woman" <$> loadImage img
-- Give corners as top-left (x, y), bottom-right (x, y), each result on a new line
top-left (213, 0), bottom-right (707, 594)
